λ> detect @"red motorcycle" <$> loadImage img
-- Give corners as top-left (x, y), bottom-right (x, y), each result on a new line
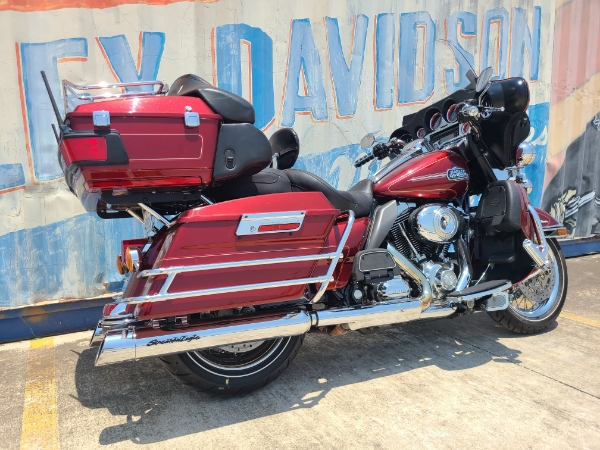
top-left (46, 63), bottom-right (568, 396)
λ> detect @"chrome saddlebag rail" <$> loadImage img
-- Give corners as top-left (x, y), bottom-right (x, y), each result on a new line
top-left (126, 211), bottom-right (356, 305)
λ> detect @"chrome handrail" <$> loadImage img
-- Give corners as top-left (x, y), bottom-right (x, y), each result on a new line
top-left (62, 79), bottom-right (167, 112)
top-left (125, 211), bottom-right (356, 304)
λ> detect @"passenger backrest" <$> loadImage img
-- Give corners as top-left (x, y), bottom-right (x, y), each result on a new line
top-left (167, 74), bottom-right (255, 124)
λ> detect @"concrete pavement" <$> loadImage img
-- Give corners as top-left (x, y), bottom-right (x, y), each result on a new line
top-left (2, 254), bottom-right (600, 449)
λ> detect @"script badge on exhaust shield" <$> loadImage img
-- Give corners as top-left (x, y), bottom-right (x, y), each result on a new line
top-left (147, 335), bottom-right (200, 346)
top-left (446, 167), bottom-right (468, 181)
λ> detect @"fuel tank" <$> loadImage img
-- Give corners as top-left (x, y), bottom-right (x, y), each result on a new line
top-left (372, 148), bottom-right (469, 200)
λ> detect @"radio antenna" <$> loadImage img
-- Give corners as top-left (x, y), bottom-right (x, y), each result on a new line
top-left (40, 71), bottom-right (64, 127)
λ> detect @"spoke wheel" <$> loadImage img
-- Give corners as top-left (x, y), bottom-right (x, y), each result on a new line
top-left (488, 238), bottom-right (567, 334)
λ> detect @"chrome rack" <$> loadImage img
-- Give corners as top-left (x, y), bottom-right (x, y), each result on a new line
top-left (62, 79), bottom-right (167, 113)
top-left (125, 211), bottom-right (356, 304)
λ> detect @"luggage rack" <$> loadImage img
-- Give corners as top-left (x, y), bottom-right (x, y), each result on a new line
top-left (62, 79), bottom-right (167, 113)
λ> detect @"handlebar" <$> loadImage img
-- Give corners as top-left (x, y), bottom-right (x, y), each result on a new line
top-left (353, 152), bottom-right (376, 168)
top-left (354, 140), bottom-right (405, 168)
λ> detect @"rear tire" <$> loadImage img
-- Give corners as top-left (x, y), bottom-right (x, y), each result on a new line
top-left (488, 238), bottom-right (567, 334)
top-left (159, 335), bottom-right (304, 396)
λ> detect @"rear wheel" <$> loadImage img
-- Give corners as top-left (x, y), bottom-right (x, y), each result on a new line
top-left (159, 335), bottom-right (304, 396)
top-left (488, 238), bottom-right (567, 334)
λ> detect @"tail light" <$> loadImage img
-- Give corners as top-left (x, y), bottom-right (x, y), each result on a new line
top-left (61, 137), bottom-right (107, 165)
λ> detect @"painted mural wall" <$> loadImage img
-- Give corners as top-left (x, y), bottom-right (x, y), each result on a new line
top-left (0, 0), bottom-right (560, 308)
top-left (541, 0), bottom-right (600, 239)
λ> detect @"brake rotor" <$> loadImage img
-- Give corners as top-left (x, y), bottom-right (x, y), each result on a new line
top-left (216, 341), bottom-right (266, 353)
top-left (513, 255), bottom-right (557, 306)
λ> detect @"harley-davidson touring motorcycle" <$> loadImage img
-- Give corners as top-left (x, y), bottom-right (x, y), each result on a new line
top-left (46, 49), bottom-right (568, 395)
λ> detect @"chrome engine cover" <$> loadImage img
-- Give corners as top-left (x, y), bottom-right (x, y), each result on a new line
top-left (422, 260), bottom-right (458, 299)
top-left (409, 204), bottom-right (463, 244)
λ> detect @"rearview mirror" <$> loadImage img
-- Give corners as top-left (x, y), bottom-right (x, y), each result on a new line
top-left (476, 67), bottom-right (493, 93)
top-left (360, 134), bottom-right (375, 149)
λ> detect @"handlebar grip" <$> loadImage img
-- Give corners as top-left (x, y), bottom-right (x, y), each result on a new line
top-left (353, 153), bottom-right (375, 168)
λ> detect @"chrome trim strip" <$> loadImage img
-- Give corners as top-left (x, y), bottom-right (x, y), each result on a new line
top-left (127, 211), bottom-right (356, 304)
top-left (447, 281), bottom-right (512, 301)
top-left (236, 211), bottom-right (306, 236)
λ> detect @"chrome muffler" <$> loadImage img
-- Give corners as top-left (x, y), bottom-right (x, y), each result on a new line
top-left (95, 300), bottom-right (454, 366)
top-left (96, 311), bottom-right (312, 366)
top-left (95, 245), bottom-right (454, 366)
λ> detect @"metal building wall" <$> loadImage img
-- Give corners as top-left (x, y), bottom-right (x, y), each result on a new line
top-left (0, 0), bottom-right (557, 312)
top-left (541, 0), bottom-right (600, 239)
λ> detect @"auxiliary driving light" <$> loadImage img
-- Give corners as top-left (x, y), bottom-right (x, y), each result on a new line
top-left (516, 142), bottom-right (536, 167)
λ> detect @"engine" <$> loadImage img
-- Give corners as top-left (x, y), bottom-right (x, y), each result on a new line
top-left (388, 203), bottom-right (466, 298)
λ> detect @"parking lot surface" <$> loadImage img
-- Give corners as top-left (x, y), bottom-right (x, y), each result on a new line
top-left (2, 254), bottom-right (600, 449)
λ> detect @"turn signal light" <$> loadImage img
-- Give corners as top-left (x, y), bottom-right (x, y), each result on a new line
top-left (557, 228), bottom-right (568, 236)
top-left (125, 247), bottom-right (141, 272)
top-left (116, 254), bottom-right (128, 275)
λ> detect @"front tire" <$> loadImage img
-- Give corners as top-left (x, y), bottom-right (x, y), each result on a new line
top-left (488, 238), bottom-right (568, 334)
top-left (159, 335), bottom-right (304, 396)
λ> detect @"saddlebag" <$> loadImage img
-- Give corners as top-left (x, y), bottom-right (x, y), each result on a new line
top-left (122, 192), bottom-right (343, 320)
top-left (475, 180), bottom-right (523, 233)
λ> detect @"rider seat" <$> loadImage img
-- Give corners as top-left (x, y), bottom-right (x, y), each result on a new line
top-left (284, 169), bottom-right (373, 218)
top-left (208, 168), bottom-right (373, 218)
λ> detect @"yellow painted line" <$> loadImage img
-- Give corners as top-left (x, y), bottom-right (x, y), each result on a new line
top-left (20, 337), bottom-right (59, 450)
top-left (561, 311), bottom-right (600, 329)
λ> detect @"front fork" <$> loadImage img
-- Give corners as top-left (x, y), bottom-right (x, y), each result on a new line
top-left (523, 205), bottom-right (551, 270)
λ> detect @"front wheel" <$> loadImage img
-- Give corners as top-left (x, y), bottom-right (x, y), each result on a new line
top-left (159, 335), bottom-right (304, 396)
top-left (488, 238), bottom-right (568, 334)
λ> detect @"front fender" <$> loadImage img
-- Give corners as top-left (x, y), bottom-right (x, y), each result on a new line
top-left (532, 207), bottom-right (568, 236)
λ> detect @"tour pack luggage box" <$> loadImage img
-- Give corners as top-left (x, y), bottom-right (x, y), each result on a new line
top-left (118, 192), bottom-right (342, 319)
top-left (60, 95), bottom-right (222, 206)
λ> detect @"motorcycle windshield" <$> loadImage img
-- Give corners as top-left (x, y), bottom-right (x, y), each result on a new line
top-left (389, 39), bottom-right (479, 142)
top-left (399, 38), bottom-right (477, 108)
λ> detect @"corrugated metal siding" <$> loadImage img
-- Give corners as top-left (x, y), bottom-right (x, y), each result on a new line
top-left (541, 0), bottom-right (600, 238)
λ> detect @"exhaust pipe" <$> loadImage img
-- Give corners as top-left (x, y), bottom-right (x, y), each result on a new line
top-left (97, 301), bottom-right (453, 366)
top-left (96, 311), bottom-right (312, 366)
top-left (95, 246), bottom-right (451, 366)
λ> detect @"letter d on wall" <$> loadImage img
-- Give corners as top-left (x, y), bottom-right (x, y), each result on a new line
top-left (398, 12), bottom-right (436, 104)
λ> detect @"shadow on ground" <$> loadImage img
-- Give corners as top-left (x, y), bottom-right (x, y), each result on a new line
top-left (71, 312), bottom-right (549, 445)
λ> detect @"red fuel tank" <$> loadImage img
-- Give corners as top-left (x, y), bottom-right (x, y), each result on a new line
top-left (372, 149), bottom-right (469, 200)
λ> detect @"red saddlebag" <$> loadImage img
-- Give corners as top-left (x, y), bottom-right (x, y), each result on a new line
top-left (124, 192), bottom-right (341, 320)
